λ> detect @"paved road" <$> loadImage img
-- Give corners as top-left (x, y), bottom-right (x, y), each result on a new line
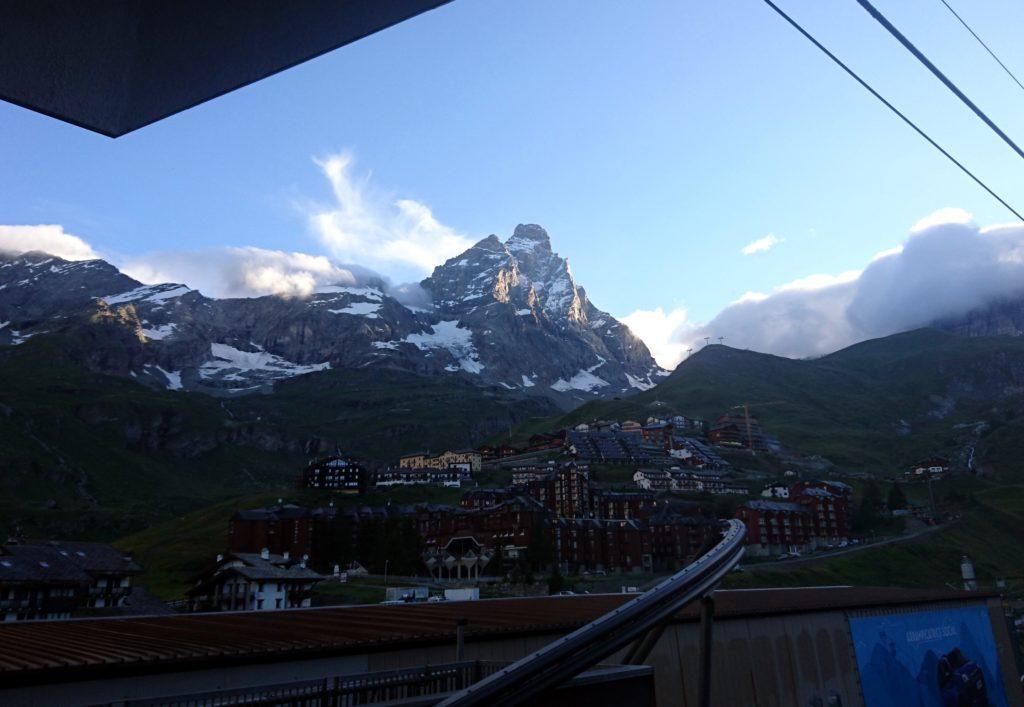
top-left (741, 521), bottom-right (950, 572)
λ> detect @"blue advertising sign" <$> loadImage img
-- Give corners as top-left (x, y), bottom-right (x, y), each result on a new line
top-left (849, 606), bottom-right (1008, 706)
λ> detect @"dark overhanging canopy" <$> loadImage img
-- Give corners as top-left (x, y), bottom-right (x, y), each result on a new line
top-left (0, 0), bottom-right (452, 138)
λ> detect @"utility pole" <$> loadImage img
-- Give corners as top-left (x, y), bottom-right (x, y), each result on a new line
top-left (718, 336), bottom-right (725, 345)
top-left (703, 336), bottom-right (711, 346)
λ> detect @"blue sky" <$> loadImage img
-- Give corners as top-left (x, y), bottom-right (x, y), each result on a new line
top-left (2, 0), bottom-right (1023, 364)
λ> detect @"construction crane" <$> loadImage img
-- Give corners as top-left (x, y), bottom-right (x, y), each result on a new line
top-left (729, 401), bottom-right (786, 454)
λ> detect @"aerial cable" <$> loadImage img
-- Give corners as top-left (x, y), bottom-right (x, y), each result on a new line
top-left (855, 0), bottom-right (1024, 162)
top-left (938, 0), bottom-right (1024, 95)
top-left (760, 0), bottom-right (1023, 222)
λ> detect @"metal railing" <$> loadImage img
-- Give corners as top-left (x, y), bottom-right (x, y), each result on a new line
top-left (125, 661), bottom-right (506, 707)
top-left (436, 518), bottom-right (746, 706)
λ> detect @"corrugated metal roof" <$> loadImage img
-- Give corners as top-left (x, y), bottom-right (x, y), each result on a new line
top-left (0, 587), bottom-right (989, 686)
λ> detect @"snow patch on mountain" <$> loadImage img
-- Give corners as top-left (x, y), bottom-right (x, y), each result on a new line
top-left (102, 284), bottom-right (190, 305)
top-left (551, 356), bottom-right (609, 392)
top-left (200, 343), bottom-right (330, 384)
top-left (551, 369), bottom-right (609, 392)
top-left (142, 323), bottom-right (177, 340)
top-left (405, 320), bottom-right (484, 374)
top-left (315, 285), bottom-right (383, 301)
top-left (625, 373), bottom-right (655, 391)
top-left (328, 301), bottom-right (381, 317)
top-left (150, 364), bottom-right (183, 390)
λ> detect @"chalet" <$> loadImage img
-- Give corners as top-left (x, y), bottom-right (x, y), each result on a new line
top-left (633, 468), bottom-right (672, 491)
top-left (0, 540), bottom-right (141, 621)
top-left (707, 413), bottom-right (768, 452)
top-left (669, 414), bottom-right (704, 433)
top-left (301, 455), bottom-right (367, 493)
top-left (526, 431), bottom-right (566, 451)
top-left (372, 467), bottom-right (466, 488)
top-left (399, 450), bottom-right (482, 474)
top-left (510, 463), bottom-right (554, 486)
top-left (667, 469), bottom-right (745, 495)
top-left (619, 420), bottom-right (643, 436)
top-left (761, 482), bottom-right (789, 499)
top-left (187, 550), bottom-right (322, 612)
top-left (641, 420), bottom-right (673, 447)
top-left (476, 444), bottom-right (519, 462)
top-left (909, 457), bottom-right (950, 477)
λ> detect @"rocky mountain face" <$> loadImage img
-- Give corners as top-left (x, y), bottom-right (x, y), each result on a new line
top-left (932, 298), bottom-right (1024, 338)
top-left (0, 226), bottom-right (662, 406)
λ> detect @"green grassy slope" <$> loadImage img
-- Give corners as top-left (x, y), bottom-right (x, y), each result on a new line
top-left (0, 335), bottom-right (555, 541)
top-left (724, 483), bottom-right (1024, 595)
top-left (538, 329), bottom-right (1024, 476)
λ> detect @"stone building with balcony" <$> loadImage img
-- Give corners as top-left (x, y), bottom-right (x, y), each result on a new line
top-left (187, 550), bottom-right (323, 612)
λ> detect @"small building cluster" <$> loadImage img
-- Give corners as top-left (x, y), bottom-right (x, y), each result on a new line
top-left (633, 467), bottom-right (747, 495)
top-left (707, 413), bottom-right (782, 453)
top-left (905, 456), bottom-right (951, 481)
top-left (0, 540), bottom-right (141, 622)
top-left (398, 450), bottom-right (482, 474)
top-left (566, 416), bottom-right (729, 471)
top-left (229, 464), bottom-right (724, 580)
top-left (300, 449), bottom-right (483, 493)
top-left (734, 480), bottom-right (852, 556)
top-left (301, 455), bottom-right (367, 492)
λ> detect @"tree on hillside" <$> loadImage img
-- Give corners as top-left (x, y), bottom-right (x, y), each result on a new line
top-left (887, 483), bottom-right (907, 511)
top-left (853, 480), bottom-right (884, 532)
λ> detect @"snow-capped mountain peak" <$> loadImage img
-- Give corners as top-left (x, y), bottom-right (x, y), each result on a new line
top-left (0, 226), bottom-right (662, 405)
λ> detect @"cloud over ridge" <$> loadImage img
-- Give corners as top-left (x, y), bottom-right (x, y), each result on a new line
top-left (0, 225), bottom-right (100, 261)
top-left (628, 209), bottom-right (1024, 367)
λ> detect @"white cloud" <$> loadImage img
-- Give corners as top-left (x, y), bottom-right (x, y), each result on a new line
top-left (621, 307), bottom-right (694, 369)
top-left (644, 208), bottom-right (1024, 364)
top-left (0, 225), bottom-right (100, 261)
top-left (309, 152), bottom-right (474, 282)
top-left (775, 270), bottom-right (861, 292)
top-left (741, 234), bottom-right (783, 255)
top-left (122, 246), bottom-right (375, 299)
top-left (911, 207), bottom-right (972, 233)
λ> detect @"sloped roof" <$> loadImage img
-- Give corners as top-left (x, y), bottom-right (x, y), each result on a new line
top-left (0, 1), bottom-right (452, 137)
top-left (0, 587), bottom-right (991, 687)
top-left (1, 541), bottom-right (140, 582)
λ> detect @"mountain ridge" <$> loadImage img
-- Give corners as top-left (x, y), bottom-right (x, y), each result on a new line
top-left (0, 225), bottom-right (662, 406)
top-left (544, 328), bottom-right (1024, 474)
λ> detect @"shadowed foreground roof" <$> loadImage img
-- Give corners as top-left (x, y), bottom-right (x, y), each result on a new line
top-left (0, 0), bottom-right (452, 137)
top-left (0, 586), bottom-right (989, 687)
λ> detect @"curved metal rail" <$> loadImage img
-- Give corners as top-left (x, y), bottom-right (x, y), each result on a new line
top-left (437, 518), bottom-right (747, 706)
